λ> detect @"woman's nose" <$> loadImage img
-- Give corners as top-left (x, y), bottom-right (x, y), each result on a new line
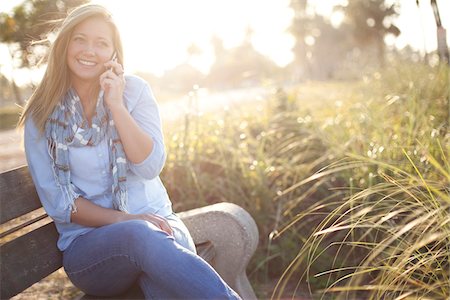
top-left (83, 44), bottom-right (96, 56)
top-left (83, 50), bottom-right (95, 57)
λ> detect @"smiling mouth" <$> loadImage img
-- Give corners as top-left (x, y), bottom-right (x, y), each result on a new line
top-left (77, 59), bottom-right (97, 66)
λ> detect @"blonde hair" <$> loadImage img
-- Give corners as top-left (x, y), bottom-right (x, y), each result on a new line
top-left (17, 3), bottom-right (124, 133)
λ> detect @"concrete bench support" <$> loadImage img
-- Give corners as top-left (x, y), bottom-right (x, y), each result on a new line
top-left (179, 202), bottom-right (259, 300)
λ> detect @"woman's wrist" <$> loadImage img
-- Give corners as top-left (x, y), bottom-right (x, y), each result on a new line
top-left (108, 102), bottom-right (127, 116)
top-left (115, 210), bottom-right (135, 223)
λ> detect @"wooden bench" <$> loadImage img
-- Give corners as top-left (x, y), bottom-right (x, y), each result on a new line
top-left (0, 166), bottom-right (259, 299)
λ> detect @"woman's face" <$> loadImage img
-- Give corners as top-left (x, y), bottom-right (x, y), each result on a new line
top-left (67, 17), bottom-right (115, 84)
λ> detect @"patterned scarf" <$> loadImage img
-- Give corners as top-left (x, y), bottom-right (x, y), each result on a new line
top-left (45, 88), bottom-right (128, 213)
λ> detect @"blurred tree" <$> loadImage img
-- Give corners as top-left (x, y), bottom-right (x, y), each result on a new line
top-left (288, 0), bottom-right (355, 80)
top-left (307, 15), bottom-right (353, 79)
top-left (211, 34), bottom-right (226, 60)
top-left (288, 0), bottom-right (312, 80)
top-left (430, 0), bottom-right (449, 64)
top-left (186, 42), bottom-right (204, 74)
top-left (337, 0), bottom-right (400, 66)
top-left (187, 43), bottom-right (202, 62)
top-left (207, 32), bottom-right (281, 89)
top-left (0, 0), bottom-right (87, 104)
top-left (0, 0), bottom-right (88, 68)
top-left (0, 73), bottom-right (13, 105)
top-left (160, 64), bottom-right (205, 94)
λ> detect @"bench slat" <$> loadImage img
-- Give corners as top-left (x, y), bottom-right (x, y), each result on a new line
top-left (0, 222), bottom-right (62, 299)
top-left (0, 213), bottom-right (48, 239)
top-left (0, 166), bottom-right (42, 224)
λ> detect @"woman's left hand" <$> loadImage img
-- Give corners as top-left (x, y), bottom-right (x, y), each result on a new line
top-left (100, 60), bottom-right (126, 110)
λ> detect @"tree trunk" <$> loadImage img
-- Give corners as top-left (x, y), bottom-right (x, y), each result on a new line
top-left (377, 38), bottom-right (385, 68)
top-left (11, 80), bottom-right (23, 106)
top-left (7, 46), bottom-right (23, 106)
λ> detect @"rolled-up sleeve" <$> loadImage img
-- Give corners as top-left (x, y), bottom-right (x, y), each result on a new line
top-left (24, 118), bottom-right (79, 224)
top-left (127, 82), bottom-right (166, 179)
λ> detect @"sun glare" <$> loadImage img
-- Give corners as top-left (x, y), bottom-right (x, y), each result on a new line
top-left (91, 0), bottom-right (294, 75)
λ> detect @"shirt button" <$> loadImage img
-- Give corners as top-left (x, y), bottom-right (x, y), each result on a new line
top-left (98, 153), bottom-right (103, 157)
top-left (102, 171), bottom-right (106, 175)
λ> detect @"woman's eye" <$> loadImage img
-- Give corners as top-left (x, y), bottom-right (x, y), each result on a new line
top-left (73, 36), bottom-right (85, 42)
top-left (98, 41), bottom-right (109, 48)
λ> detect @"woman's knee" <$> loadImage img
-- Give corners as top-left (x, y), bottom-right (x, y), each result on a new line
top-left (117, 220), bottom-right (173, 250)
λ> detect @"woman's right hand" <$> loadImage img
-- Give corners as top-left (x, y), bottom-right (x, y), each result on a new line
top-left (70, 197), bottom-right (174, 235)
top-left (127, 213), bottom-right (174, 236)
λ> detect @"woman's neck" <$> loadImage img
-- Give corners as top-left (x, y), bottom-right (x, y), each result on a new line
top-left (71, 78), bottom-right (99, 125)
top-left (71, 78), bottom-right (98, 103)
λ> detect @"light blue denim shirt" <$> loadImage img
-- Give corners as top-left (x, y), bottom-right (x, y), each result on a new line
top-left (24, 75), bottom-right (173, 251)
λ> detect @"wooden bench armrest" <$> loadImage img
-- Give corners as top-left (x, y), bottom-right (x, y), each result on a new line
top-left (179, 202), bottom-right (259, 300)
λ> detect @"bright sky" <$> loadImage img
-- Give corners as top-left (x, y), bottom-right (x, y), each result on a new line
top-left (0, 0), bottom-right (449, 86)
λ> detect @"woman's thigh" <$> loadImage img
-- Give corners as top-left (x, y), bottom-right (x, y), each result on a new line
top-left (63, 220), bottom-right (163, 296)
top-left (64, 219), bottom-right (241, 299)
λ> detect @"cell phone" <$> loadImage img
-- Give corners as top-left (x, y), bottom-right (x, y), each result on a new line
top-left (109, 51), bottom-right (117, 72)
top-left (100, 52), bottom-right (118, 95)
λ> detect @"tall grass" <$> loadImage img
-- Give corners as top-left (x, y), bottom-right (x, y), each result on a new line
top-left (272, 63), bottom-right (449, 299)
top-left (273, 151), bottom-right (449, 299)
top-left (161, 62), bottom-right (449, 298)
top-left (162, 88), bottom-right (334, 295)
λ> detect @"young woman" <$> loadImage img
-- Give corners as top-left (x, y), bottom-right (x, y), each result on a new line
top-left (18, 4), bottom-right (241, 299)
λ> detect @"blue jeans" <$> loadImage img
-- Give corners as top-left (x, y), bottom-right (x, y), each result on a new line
top-left (63, 213), bottom-right (241, 299)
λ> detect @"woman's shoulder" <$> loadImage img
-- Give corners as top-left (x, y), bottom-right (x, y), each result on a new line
top-left (124, 74), bottom-right (151, 92)
top-left (123, 74), bottom-right (155, 110)
top-left (22, 115), bottom-right (47, 145)
top-left (24, 114), bottom-right (40, 138)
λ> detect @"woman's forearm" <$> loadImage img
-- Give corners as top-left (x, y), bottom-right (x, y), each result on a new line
top-left (71, 197), bottom-right (130, 227)
top-left (109, 105), bottom-right (154, 164)
top-left (71, 197), bottom-right (173, 235)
